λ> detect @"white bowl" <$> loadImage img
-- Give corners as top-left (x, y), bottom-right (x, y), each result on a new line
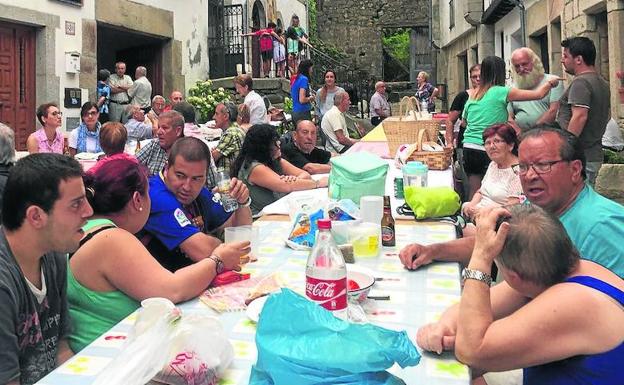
top-left (347, 266), bottom-right (375, 302)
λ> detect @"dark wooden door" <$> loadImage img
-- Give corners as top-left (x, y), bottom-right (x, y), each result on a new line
top-left (0, 23), bottom-right (36, 150)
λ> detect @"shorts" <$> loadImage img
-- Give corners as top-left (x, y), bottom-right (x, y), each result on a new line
top-left (261, 50), bottom-right (273, 61)
top-left (462, 148), bottom-right (489, 176)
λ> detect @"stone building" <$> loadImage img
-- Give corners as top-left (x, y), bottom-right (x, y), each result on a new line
top-left (0, 0), bottom-right (307, 150)
top-left (436, 0), bottom-right (624, 125)
top-left (315, 0), bottom-right (433, 84)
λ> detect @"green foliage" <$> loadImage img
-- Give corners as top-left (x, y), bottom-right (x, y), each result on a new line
top-left (604, 149), bottom-right (624, 164)
top-left (382, 29), bottom-right (410, 65)
top-left (283, 96), bottom-right (293, 113)
top-left (307, 0), bottom-right (348, 63)
top-left (186, 80), bottom-right (232, 123)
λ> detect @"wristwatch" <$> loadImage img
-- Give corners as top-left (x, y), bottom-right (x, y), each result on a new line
top-left (208, 254), bottom-right (224, 274)
top-left (461, 268), bottom-right (493, 286)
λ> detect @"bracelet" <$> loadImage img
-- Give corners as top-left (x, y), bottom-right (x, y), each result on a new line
top-left (461, 268), bottom-right (492, 286)
top-left (239, 197), bottom-right (252, 207)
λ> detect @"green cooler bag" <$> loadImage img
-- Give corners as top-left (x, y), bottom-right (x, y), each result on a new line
top-left (329, 152), bottom-right (388, 203)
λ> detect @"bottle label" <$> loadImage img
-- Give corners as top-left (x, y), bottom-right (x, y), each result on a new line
top-left (381, 226), bottom-right (395, 245)
top-left (305, 276), bottom-right (347, 311)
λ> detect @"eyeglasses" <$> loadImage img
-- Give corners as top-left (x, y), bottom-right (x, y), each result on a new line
top-left (484, 138), bottom-right (505, 147)
top-left (517, 160), bottom-right (568, 175)
top-left (84, 110), bottom-right (99, 117)
top-left (50, 111), bottom-right (63, 116)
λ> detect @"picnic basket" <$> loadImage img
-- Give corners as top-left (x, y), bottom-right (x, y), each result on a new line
top-left (406, 128), bottom-right (453, 170)
top-left (383, 96), bottom-right (441, 157)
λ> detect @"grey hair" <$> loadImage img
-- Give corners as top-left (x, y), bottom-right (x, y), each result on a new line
top-left (333, 91), bottom-right (349, 106)
top-left (152, 95), bottom-right (165, 103)
top-left (222, 101), bottom-right (238, 123)
top-left (0, 123), bottom-right (15, 164)
top-left (520, 127), bottom-right (586, 180)
top-left (497, 204), bottom-right (579, 286)
top-left (136, 66), bottom-right (147, 77)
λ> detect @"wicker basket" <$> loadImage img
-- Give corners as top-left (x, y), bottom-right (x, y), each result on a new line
top-left (406, 129), bottom-right (453, 170)
top-left (383, 97), bottom-right (441, 157)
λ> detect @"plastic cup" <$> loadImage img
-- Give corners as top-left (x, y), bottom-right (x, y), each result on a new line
top-left (349, 222), bottom-right (381, 258)
top-left (216, 171), bottom-right (239, 213)
top-left (135, 297), bottom-right (175, 336)
top-left (224, 225), bottom-right (252, 244)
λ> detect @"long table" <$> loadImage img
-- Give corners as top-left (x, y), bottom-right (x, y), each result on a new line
top-left (37, 221), bottom-right (468, 385)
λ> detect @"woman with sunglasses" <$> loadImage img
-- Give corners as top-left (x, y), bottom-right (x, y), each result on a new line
top-left (461, 123), bottom-right (523, 222)
top-left (27, 103), bottom-right (65, 154)
top-left (68, 101), bottom-right (103, 157)
top-left (231, 124), bottom-right (328, 216)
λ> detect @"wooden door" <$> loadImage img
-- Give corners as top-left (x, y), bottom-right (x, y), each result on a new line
top-left (0, 23), bottom-right (36, 150)
top-left (117, 44), bottom-right (163, 97)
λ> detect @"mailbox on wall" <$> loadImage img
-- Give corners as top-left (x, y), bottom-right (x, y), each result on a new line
top-left (65, 51), bottom-right (81, 73)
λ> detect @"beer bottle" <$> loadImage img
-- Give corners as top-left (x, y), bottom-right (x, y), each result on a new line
top-left (381, 196), bottom-right (395, 247)
top-left (63, 137), bottom-right (70, 156)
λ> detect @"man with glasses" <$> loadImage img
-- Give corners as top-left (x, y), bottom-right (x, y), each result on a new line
top-left (398, 127), bottom-right (624, 278)
top-left (507, 48), bottom-right (564, 133)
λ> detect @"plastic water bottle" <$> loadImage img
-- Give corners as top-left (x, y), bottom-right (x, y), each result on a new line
top-left (305, 219), bottom-right (347, 319)
top-left (420, 100), bottom-right (429, 114)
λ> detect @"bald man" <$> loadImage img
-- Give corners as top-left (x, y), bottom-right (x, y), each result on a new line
top-left (128, 66), bottom-right (153, 113)
top-left (282, 120), bottom-right (332, 174)
top-left (369, 81), bottom-right (391, 126)
top-left (163, 91), bottom-right (184, 112)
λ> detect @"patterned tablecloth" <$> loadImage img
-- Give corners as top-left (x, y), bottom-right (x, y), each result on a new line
top-left (37, 222), bottom-right (469, 385)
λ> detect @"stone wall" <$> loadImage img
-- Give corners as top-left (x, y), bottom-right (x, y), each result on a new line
top-left (315, 0), bottom-right (430, 80)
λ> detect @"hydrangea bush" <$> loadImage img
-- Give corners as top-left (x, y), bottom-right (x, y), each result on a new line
top-left (187, 80), bottom-right (232, 123)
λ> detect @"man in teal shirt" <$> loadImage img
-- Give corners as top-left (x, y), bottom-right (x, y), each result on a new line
top-left (399, 128), bottom-right (624, 278)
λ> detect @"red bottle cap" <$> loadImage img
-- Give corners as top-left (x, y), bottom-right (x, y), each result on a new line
top-left (317, 218), bottom-right (332, 230)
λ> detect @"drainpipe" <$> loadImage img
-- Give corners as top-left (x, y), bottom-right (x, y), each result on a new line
top-left (511, 0), bottom-right (526, 47)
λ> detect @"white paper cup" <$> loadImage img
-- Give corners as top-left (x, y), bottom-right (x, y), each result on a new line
top-left (359, 196), bottom-right (384, 224)
top-left (224, 225), bottom-right (252, 244)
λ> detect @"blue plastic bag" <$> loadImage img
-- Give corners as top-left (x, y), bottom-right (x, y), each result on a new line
top-left (248, 289), bottom-right (421, 385)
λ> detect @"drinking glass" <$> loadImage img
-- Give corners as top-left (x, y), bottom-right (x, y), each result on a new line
top-left (216, 171), bottom-right (239, 213)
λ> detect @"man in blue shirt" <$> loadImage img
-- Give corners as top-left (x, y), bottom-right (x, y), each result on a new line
top-left (142, 137), bottom-right (253, 272)
top-left (399, 127), bottom-right (624, 278)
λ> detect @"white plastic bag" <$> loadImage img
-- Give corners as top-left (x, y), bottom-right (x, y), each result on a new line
top-left (93, 298), bottom-right (234, 385)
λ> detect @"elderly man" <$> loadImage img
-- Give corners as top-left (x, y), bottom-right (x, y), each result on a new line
top-left (399, 127), bottom-right (624, 278)
top-left (282, 120), bottom-right (331, 174)
top-left (128, 66), bottom-right (152, 113)
top-left (148, 95), bottom-right (166, 117)
top-left (558, 37), bottom-right (611, 186)
top-left (163, 91), bottom-right (184, 112)
top-left (124, 104), bottom-right (156, 142)
top-left (234, 74), bottom-right (267, 124)
top-left (416, 205), bottom-right (623, 384)
top-left (369, 81), bottom-right (391, 126)
top-left (0, 154), bottom-right (93, 384)
top-left (108, 61), bottom-right (133, 123)
top-left (211, 102), bottom-right (245, 174)
top-left (507, 48), bottom-right (564, 133)
top-left (136, 110), bottom-right (185, 176)
top-left (0, 123), bottom-right (15, 214)
top-left (141, 137), bottom-right (252, 272)
top-left (321, 90), bottom-right (358, 153)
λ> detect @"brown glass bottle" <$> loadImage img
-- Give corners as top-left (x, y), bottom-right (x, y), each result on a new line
top-left (381, 196), bottom-right (395, 247)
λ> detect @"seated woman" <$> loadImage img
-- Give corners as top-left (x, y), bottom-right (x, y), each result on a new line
top-left (417, 205), bottom-right (623, 385)
top-left (67, 157), bottom-right (249, 353)
top-left (231, 124), bottom-right (328, 216)
top-left (27, 102), bottom-right (65, 154)
top-left (99, 121), bottom-right (127, 157)
top-left (461, 123), bottom-right (522, 222)
top-left (237, 103), bottom-right (252, 133)
top-left (69, 102), bottom-right (103, 156)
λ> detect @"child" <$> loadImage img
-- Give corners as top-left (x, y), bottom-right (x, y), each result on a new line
top-left (96, 69), bottom-right (111, 124)
top-left (273, 28), bottom-right (286, 78)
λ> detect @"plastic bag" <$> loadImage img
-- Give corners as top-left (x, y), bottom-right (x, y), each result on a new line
top-left (404, 186), bottom-right (460, 219)
top-left (93, 299), bottom-right (233, 385)
top-left (286, 207), bottom-right (324, 250)
top-left (248, 289), bottom-right (420, 385)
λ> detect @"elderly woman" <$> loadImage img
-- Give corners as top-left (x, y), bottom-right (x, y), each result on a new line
top-left (461, 123), bottom-right (522, 222)
top-left (99, 122), bottom-right (127, 157)
top-left (231, 124), bottom-right (328, 216)
top-left (67, 157), bottom-right (249, 353)
top-left (27, 102), bottom-right (65, 154)
top-left (417, 205), bottom-right (623, 385)
top-left (69, 101), bottom-right (102, 156)
top-left (315, 69), bottom-right (345, 123)
top-left (237, 103), bottom-right (252, 132)
top-left (415, 71), bottom-right (439, 113)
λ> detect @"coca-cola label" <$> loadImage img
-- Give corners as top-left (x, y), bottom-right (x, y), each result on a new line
top-left (305, 276), bottom-right (347, 311)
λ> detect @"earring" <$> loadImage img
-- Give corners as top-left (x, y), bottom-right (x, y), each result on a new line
top-left (139, 207), bottom-right (143, 212)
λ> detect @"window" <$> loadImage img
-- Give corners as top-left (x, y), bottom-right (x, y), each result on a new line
top-left (449, 0), bottom-right (455, 29)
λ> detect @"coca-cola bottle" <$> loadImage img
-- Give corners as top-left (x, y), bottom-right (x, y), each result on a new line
top-left (305, 219), bottom-right (347, 319)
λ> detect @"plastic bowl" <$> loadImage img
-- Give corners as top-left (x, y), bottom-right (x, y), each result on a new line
top-left (347, 269), bottom-right (375, 302)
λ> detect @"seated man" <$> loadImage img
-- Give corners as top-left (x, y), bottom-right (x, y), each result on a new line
top-left (0, 153), bottom-right (94, 384)
top-left (399, 127), bottom-right (624, 278)
top-left (137, 110), bottom-right (184, 176)
top-left (211, 102), bottom-right (245, 175)
top-left (282, 120), bottom-right (331, 174)
top-left (141, 137), bottom-right (252, 272)
top-left (321, 90), bottom-right (358, 154)
top-left (124, 104), bottom-right (155, 142)
top-left (163, 90), bottom-right (184, 112)
top-left (417, 205), bottom-right (623, 384)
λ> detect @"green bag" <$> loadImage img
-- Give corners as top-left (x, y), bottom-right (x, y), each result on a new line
top-left (404, 186), bottom-right (460, 219)
top-left (329, 152), bottom-right (388, 204)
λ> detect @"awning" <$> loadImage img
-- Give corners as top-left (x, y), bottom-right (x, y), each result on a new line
top-left (481, 0), bottom-right (518, 25)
